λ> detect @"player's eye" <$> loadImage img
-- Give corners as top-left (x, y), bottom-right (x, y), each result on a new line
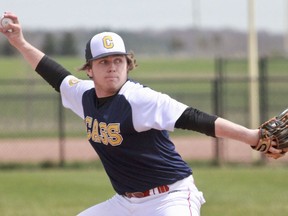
top-left (99, 60), bottom-right (108, 65)
top-left (114, 58), bottom-right (123, 64)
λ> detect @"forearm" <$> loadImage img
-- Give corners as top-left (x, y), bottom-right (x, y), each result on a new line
top-left (1, 14), bottom-right (70, 91)
top-left (0, 13), bottom-right (44, 70)
top-left (215, 117), bottom-right (259, 146)
top-left (15, 40), bottom-right (45, 70)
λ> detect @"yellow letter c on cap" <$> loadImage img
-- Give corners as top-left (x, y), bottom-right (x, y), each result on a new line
top-left (102, 36), bottom-right (114, 49)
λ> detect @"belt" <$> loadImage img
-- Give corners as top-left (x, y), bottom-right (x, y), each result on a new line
top-left (124, 185), bottom-right (169, 198)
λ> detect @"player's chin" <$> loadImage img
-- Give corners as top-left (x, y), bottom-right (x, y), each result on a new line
top-left (105, 84), bottom-right (122, 95)
top-left (107, 79), bottom-right (126, 88)
top-left (104, 77), bottom-right (121, 86)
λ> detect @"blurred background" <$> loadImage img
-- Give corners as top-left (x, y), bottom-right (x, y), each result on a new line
top-left (1, 1), bottom-right (288, 216)
top-left (1, 0), bottom-right (288, 57)
top-left (0, 0), bottom-right (288, 166)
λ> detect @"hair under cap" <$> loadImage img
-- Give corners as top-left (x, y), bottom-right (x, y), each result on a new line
top-left (85, 32), bottom-right (127, 62)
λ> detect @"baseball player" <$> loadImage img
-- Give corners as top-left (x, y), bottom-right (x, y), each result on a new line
top-left (0, 12), bottom-right (284, 216)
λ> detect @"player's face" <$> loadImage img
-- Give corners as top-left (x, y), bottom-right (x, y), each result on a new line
top-left (88, 55), bottom-right (128, 98)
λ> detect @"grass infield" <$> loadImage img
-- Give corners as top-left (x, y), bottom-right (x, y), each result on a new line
top-left (0, 165), bottom-right (288, 216)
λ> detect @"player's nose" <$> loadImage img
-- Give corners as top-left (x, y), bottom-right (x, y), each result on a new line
top-left (107, 62), bottom-right (117, 72)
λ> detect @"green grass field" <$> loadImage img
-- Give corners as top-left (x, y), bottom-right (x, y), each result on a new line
top-left (1, 165), bottom-right (288, 216)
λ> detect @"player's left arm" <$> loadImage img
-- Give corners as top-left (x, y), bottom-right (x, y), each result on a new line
top-left (214, 117), bottom-right (258, 145)
top-left (214, 117), bottom-right (282, 156)
top-left (175, 107), bottom-right (282, 157)
top-left (175, 107), bottom-right (217, 137)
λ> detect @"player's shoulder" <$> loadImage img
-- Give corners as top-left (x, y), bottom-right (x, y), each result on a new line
top-left (120, 79), bottom-right (156, 98)
top-left (119, 79), bottom-right (167, 106)
top-left (61, 75), bottom-right (94, 92)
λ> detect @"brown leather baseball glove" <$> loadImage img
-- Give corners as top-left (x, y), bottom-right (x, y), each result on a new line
top-left (252, 108), bottom-right (288, 159)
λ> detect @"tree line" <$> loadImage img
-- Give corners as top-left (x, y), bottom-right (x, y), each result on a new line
top-left (0, 28), bottom-right (285, 58)
top-left (0, 32), bottom-right (78, 56)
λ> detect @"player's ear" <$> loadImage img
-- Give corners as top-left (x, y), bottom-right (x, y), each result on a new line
top-left (126, 52), bottom-right (137, 73)
top-left (86, 68), bottom-right (93, 79)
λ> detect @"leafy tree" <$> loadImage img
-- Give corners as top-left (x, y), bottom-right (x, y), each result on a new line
top-left (169, 37), bottom-right (184, 53)
top-left (59, 32), bottom-right (77, 56)
top-left (42, 33), bottom-right (57, 56)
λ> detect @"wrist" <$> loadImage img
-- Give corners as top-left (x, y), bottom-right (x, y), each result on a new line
top-left (248, 129), bottom-right (260, 147)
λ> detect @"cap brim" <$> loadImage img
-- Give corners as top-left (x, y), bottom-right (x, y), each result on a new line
top-left (88, 52), bottom-right (128, 61)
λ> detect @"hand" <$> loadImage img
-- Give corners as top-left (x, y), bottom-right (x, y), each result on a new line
top-left (265, 145), bottom-right (286, 159)
top-left (0, 12), bottom-right (26, 48)
top-left (261, 139), bottom-right (286, 159)
top-left (251, 133), bottom-right (286, 159)
top-left (0, 12), bottom-right (45, 70)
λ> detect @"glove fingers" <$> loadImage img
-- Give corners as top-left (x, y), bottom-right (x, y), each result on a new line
top-left (253, 108), bottom-right (288, 159)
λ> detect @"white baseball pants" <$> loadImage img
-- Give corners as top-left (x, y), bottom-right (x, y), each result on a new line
top-left (77, 175), bottom-right (205, 216)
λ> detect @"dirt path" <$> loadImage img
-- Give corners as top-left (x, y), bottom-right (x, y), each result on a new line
top-left (0, 136), bottom-right (287, 164)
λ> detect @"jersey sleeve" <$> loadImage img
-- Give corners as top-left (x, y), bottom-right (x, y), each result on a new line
top-left (35, 55), bottom-right (71, 92)
top-left (121, 82), bottom-right (188, 132)
top-left (60, 75), bottom-right (94, 119)
top-left (175, 107), bottom-right (218, 137)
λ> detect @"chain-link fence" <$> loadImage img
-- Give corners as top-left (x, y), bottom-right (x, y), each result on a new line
top-left (0, 57), bottom-right (287, 165)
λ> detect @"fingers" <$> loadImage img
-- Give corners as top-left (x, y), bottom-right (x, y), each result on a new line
top-left (269, 146), bottom-right (282, 154)
top-left (0, 12), bottom-right (25, 48)
top-left (0, 12), bottom-right (19, 33)
top-left (265, 146), bottom-right (286, 159)
top-left (4, 12), bottom-right (19, 25)
top-left (265, 151), bottom-right (285, 159)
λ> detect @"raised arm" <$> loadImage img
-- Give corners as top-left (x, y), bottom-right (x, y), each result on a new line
top-left (0, 12), bottom-right (71, 92)
top-left (0, 12), bottom-right (44, 69)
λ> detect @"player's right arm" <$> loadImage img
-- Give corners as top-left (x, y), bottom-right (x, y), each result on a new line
top-left (0, 12), bottom-right (44, 70)
top-left (0, 12), bottom-right (72, 92)
top-left (0, 13), bottom-right (94, 118)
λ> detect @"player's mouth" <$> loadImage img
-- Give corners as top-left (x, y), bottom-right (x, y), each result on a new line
top-left (105, 75), bottom-right (118, 79)
top-left (105, 76), bottom-right (119, 82)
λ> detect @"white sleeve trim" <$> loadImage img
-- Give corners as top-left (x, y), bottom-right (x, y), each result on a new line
top-left (120, 82), bottom-right (188, 132)
top-left (60, 75), bottom-right (94, 119)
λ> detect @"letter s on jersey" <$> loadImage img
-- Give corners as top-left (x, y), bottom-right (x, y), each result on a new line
top-left (85, 116), bottom-right (123, 146)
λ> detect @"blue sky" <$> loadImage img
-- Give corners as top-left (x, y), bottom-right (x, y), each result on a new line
top-left (1, 0), bottom-right (287, 33)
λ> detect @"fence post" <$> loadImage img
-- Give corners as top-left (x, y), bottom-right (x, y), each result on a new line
top-left (258, 57), bottom-right (268, 163)
top-left (58, 94), bottom-right (65, 167)
top-left (213, 58), bottom-right (224, 166)
top-left (259, 57), bottom-right (268, 122)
